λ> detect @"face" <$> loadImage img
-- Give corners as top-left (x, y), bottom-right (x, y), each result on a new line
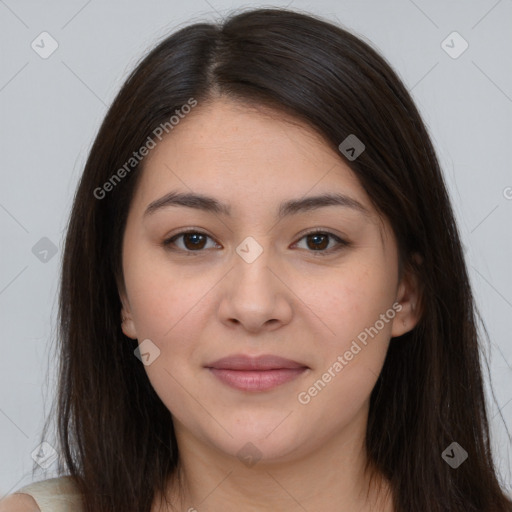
top-left (119, 97), bottom-right (420, 465)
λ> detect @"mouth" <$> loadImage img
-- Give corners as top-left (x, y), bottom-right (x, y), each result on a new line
top-left (205, 353), bottom-right (309, 392)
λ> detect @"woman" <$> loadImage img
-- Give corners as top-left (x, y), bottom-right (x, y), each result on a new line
top-left (3, 6), bottom-right (511, 512)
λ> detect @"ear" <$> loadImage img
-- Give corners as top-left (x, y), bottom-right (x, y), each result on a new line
top-left (391, 254), bottom-right (423, 337)
top-left (119, 288), bottom-right (138, 340)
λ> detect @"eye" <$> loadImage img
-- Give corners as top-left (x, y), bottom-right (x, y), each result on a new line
top-left (162, 229), bottom-right (219, 253)
top-left (162, 228), bottom-right (350, 256)
top-left (293, 229), bottom-right (350, 255)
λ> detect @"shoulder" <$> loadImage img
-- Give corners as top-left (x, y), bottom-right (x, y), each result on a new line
top-left (0, 476), bottom-right (81, 512)
top-left (0, 493), bottom-right (40, 512)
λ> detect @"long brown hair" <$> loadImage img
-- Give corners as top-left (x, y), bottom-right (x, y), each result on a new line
top-left (37, 7), bottom-right (512, 511)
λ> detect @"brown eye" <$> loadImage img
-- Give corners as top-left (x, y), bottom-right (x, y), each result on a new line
top-left (294, 230), bottom-right (349, 255)
top-left (162, 229), bottom-right (349, 256)
top-left (181, 233), bottom-right (207, 250)
top-left (306, 233), bottom-right (329, 250)
top-left (163, 231), bottom-right (218, 253)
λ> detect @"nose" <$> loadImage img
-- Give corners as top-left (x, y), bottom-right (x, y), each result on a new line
top-left (217, 246), bottom-right (293, 333)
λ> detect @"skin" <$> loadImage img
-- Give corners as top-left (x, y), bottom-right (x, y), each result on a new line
top-left (0, 493), bottom-right (40, 512)
top-left (119, 96), bottom-right (421, 512)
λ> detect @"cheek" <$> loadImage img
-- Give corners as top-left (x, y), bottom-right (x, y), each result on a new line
top-left (296, 278), bottom-right (395, 425)
top-left (297, 261), bottom-right (397, 417)
top-left (298, 257), bottom-right (397, 350)
top-left (123, 264), bottom-right (208, 417)
top-left (123, 245), bottom-right (205, 339)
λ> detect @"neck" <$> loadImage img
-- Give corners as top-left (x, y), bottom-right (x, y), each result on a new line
top-left (155, 402), bottom-right (394, 512)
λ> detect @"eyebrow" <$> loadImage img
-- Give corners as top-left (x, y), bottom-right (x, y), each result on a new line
top-left (143, 191), bottom-right (370, 219)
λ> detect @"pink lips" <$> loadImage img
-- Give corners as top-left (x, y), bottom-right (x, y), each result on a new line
top-left (205, 354), bottom-right (309, 392)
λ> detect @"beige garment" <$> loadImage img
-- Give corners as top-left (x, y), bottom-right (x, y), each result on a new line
top-left (14, 476), bottom-right (83, 512)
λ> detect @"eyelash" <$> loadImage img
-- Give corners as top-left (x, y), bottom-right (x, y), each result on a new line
top-left (162, 228), bottom-right (350, 257)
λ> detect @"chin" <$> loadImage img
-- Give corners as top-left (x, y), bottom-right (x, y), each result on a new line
top-left (205, 421), bottom-right (310, 465)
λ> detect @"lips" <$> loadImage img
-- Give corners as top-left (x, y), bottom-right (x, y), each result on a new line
top-left (205, 354), bottom-right (310, 392)
top-left (205, 353), bottom-right (309, 371)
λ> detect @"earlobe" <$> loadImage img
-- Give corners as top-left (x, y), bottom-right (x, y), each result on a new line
top-left (119, 293), bottom-right (138, 340)
top-left (391, 257), bottom-right (423, 338)
top-left (121, 313), bottom-right (138, 340)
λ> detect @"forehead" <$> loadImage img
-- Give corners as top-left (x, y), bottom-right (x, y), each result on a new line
top-left (133, 98), bottom-right (374, 216)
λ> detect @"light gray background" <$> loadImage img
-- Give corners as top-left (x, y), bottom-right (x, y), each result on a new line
top-left (1, 0), bottom-right (511, 498)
